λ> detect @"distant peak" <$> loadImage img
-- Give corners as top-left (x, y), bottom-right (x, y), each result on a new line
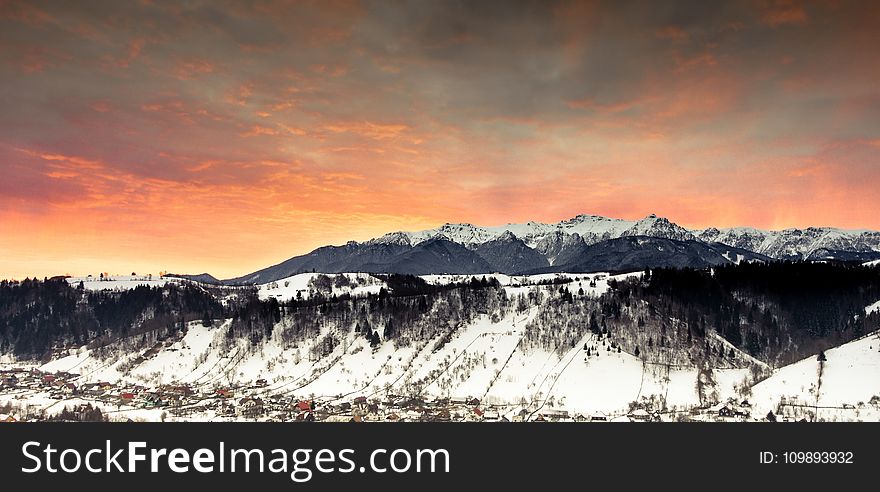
top-left (565, 213), bottom-right (606, 223)
top-left (367, 231), bottom-right (412, 246)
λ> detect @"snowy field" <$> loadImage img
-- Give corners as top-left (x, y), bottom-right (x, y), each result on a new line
top-left (749, 331), bottom-right (880, 421)
top-left (65, 274), bottom-right (171, 291)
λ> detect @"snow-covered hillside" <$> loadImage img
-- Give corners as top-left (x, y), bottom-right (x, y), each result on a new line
top-left (4, 270), bottom-right (878, 422)
top-left (750, 331), bottom-right (880, 421)
top-left (65, 274), bottom-right (170, 291)
top-left (257, 273), bottom-right (386, 302)
top-left (0, 271), bottom-right (772, 422)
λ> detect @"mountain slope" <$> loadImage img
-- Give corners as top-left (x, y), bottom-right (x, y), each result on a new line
top-left (697, 227), bottom-right (880, 260)
top-left (750, 331), bottom-right (880, 419)
top-left (533, 236), bottom-right (732, 274)
top-left (219, 213), bottom-right (880, 284)
top-left (224, 242), bottom-right (411, 284)
top-left (165, 273), bottom-right (220, 284)
top-left (474, 231), bottom-right (549, 273)
top-left (377, 238), bottom-right (494, 275)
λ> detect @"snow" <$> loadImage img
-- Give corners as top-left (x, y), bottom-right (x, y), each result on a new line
top-left (65, 274), bottom-right (171, 291)
top-left (421, 271), bottom-right (641, 297)
top-left (722, 252), bottom-right (746, 264)
top-left (866, 301), bottom-right (880, 316)
top-left (371, 214), bottom-right (641, 248)
top-left (750, 331), bottom-right (880, 421)
top-left (257, 272), bottom-right (386, 302)
top-left (6, 272), bottom-right (878, 422)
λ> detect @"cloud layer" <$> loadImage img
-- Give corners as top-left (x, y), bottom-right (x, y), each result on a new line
top-left (2, 0), bottom-right (879, 278)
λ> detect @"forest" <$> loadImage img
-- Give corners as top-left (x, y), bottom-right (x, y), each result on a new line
top-left (2, 262), bottom-right (879, 371)
top-left (0, 278), bottom-right (227, 359)
top-left (613, 262), bottom-right (880, 365)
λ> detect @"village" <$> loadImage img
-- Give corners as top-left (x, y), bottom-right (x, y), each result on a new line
top-left (0, 365), bottom-right (778, 423)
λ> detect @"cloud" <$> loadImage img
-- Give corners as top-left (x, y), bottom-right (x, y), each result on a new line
top-left (0, 0), bottom-right (879, 277)
top-left (760, 1), bottom-right (809, 26)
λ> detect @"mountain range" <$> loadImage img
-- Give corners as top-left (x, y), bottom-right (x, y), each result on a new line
top-left (176, 214), bottom-right (880, 285)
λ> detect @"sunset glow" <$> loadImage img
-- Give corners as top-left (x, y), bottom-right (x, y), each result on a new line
top-left (2, 0), bottom-right (879, 279)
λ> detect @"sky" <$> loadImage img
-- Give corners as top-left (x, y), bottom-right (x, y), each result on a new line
top-left (1, 0), bottom-right (879, 279)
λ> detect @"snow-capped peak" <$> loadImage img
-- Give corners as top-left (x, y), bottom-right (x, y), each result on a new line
top-left (621, 214), bottom-right (696, 242)
top-left (367, 231), bottom-right (413, 246)
top-left (360, 214), bottom-right (880, 261)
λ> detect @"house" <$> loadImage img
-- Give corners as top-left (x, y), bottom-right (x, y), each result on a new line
top-left (542, 408), bottom-right (569, 420)
top-left (294, 400), bottom-right (312, 413)
top-left (628, 408), bottom-right (651, 421)
top-left (120, 392), bottom-right (135, 403)
top-left (238, 397), bottom-right (264, 418)
top-left (255, 379), bottom-right (268, 388)
top-left (707, 401), bottom-right (731, 417)
top-left (144, 393), bottom-right (164, 407)
top-left (589, 412), bottom-right (608, 422)
top-left (216, 388), bottom-right (233, 398)
top-left (42, 374), bottom-right (56, 385)
top-left (0, 414), bottom-right (17, 423)
top-left (61, 383), bottom-right (77, 395)
top-left (166, 394), bottom-right (184, 407)
top-left (353, 396), bottom-right (367, 405)
top-left (399, 397), bottom-right (426, 409)
top-left (162, 385), bottom-right (194, 397)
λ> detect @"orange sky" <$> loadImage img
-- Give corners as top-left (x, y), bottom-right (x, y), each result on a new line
top-left (2, 0), bottom-right (880, 280)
